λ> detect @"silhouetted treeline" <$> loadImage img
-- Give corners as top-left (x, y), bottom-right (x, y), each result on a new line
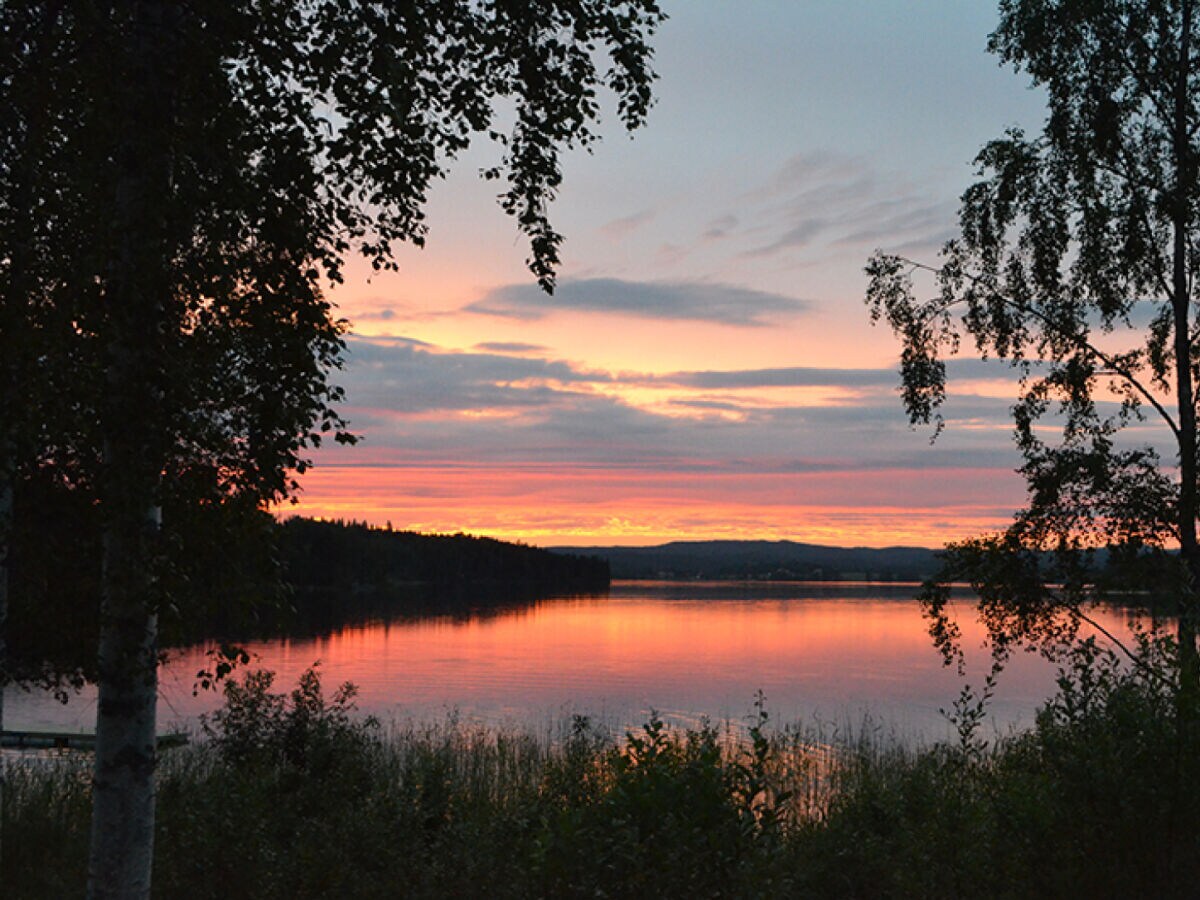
top-left (280, 517), bottom-right (608, 594)
top-left (3, 472), bottom-right (606, 682)
top-left (260, 518), bottom-right (610, 637)
top-left (556, 540), bottom-right (940, 582)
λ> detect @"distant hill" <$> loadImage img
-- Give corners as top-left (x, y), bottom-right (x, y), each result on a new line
top-left (5, 505), bottom-right (613, 669)
top-left (281, 518), bottom-right (610, 594)
top-left (548, 540), bottom-right (939, 582)
top-left (260, 519), bottom-right (613, 635)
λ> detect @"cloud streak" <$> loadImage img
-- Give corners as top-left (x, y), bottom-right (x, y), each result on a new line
top-left (658, 367), bottom-right (895, 390)
top-left (473, 341), bottom-right (548, 354)
top-left (344, 336), bottom-right (608, 415)
top-left (332, 336), bottom-right (1035, 474)
top-left (675, 152), bottom-right (958, 263)
top-left (465, 278), bottom-right (810, 327)
top-left (600, 208), bottom-right (656, 240)
top-left (747, 171), bottom-right (956, 259)
top-left (654, 358), bottom-right (1034, 390)
top-left (301, 335), bottom-right (1056, 545)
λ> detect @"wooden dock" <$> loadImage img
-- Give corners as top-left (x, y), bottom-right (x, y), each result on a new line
top-left (1, 730), bottom-right (189, 751)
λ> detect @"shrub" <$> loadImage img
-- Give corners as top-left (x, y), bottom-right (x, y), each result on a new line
top-left (7, 656), bottom-right (1200, 898)
top-left (201, 664), bottom-right (373, 771)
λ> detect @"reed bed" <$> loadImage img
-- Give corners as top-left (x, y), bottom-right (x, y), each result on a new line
top-left (4, 651), bottom-right (1199, 898)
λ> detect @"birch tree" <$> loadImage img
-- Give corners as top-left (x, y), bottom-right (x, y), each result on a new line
top-left (0, 2), bottom-right (665, 896)
top-left (867, 0), bottom-right (1200, 693)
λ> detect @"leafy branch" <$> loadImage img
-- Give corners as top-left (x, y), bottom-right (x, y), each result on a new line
top-left (884, 254), bottom-right (1183, 442)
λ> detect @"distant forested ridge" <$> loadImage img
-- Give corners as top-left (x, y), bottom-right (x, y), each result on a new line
top-left (281, 518), bottom-right (609, 594)
top-left (5, 492), bottom-right (608, 672)
top-left (250, 518), bottom-right (612, 637)
top-left (553, 540), bottom-right (939, 582)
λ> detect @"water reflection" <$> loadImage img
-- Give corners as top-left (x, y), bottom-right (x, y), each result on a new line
top-left (4, 581), bottom-right (1154, 744)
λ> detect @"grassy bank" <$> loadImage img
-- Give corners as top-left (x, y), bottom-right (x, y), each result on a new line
top-left (5, 645), bottom-right (1199, 898)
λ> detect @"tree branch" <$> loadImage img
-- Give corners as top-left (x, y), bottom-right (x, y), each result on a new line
top-left (896, 258), bottom-right (1183, 442)
top-left (1116, 146), bottom-right (1174, 284)
top-left (1036, 585), bottom-right (1177, 690)
top-left (1110, 12), bottom-right (1179, 132)
top-left (1074, 605), bottom-right (1178, 691)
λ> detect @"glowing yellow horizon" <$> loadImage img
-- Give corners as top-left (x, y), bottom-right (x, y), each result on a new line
top-left (281, 463), bottom-right (1021, 549)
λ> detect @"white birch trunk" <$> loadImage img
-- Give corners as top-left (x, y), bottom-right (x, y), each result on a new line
top-left (85, 1), bottom-right (177, 893)
top-left (0, 479), bottom-right (10, 874)
top-left (86, 499), bottom-right (161, 899)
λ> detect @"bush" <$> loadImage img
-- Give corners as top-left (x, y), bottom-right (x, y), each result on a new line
top-left (5, 656), bottom-right (1200, 898)
top-left (201, 664), bottom-right (373, 772)
top-left (531, 704), bottom-right (803, 898)
top-left (793, 636), bottom-right (1200, 899)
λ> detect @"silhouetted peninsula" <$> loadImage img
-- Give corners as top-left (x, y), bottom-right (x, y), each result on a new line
top-left (282, 517), bottom-right (609, 594)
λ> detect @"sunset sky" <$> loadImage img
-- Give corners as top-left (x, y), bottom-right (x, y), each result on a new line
top-left (290, 1), bottom-right (1067, 548)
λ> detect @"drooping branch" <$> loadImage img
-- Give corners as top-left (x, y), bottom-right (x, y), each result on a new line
top-left (1111, 26), bottom-right (1179, 136)
top-left (895, 257), bottom-right (1183, 442)
top-left (1105, 148), bottom-right (1175, 301)
top-left (1068, 601), bottom-right (1178, 690)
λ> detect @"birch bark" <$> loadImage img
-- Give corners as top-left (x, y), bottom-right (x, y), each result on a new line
top-left (85, 3), bottom-right (177, 895)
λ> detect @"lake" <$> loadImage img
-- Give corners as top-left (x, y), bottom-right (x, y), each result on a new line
top-left (3, 581), bottom-right (1152, 744)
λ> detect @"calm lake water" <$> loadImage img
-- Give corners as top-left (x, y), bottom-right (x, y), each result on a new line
top-left (5, 581), bottom-right (1152, 744)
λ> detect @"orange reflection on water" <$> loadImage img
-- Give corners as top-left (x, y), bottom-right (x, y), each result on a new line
top-left (4, 583), bottom-right (1147, 742)
top-left (147, 583), bottom-right (1147, 742)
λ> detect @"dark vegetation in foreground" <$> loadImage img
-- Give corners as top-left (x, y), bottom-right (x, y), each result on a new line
top-left (5, 640), bottom-right (1198, 898)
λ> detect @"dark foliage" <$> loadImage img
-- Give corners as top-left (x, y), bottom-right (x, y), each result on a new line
top-left (5, 652), bottom-right (1198, 898)
top-left (866, 0), bottom-right (1200, 680)
top-left (3, 502), bottom-right (609, 668)
top-left (281, 518), bottom-right (608, 595)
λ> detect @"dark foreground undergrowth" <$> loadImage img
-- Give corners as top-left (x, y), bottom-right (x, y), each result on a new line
top-left (5, 641), bottom-right (1200, 898)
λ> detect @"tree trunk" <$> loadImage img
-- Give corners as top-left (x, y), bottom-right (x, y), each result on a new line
top-left (0, 479), bottom-right (10, 873)
top-left (85, 3), bottom-right (177, 896)
top-left (1168, 19), bottom-right (1199, 884)
top-left (1172, 0), bottom-right (1200, 692)
top-left (87, 491), bottom-right (160, 899)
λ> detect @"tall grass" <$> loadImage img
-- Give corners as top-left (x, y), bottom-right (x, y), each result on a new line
top-left (4, 643), bottom-right (1198, 898)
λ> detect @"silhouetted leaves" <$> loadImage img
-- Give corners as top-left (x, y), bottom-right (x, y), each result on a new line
top-left (867, 0), bottom-right (1200, 671)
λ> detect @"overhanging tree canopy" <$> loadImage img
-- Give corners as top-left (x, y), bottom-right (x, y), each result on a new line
top-left (0, 2), bottom-right (665, 895)
top-left (867, 0), bottom-right (1200, 681)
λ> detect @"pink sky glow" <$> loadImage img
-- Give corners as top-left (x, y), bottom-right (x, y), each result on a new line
top-left (285, 2), bottom-right (1160, 549)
